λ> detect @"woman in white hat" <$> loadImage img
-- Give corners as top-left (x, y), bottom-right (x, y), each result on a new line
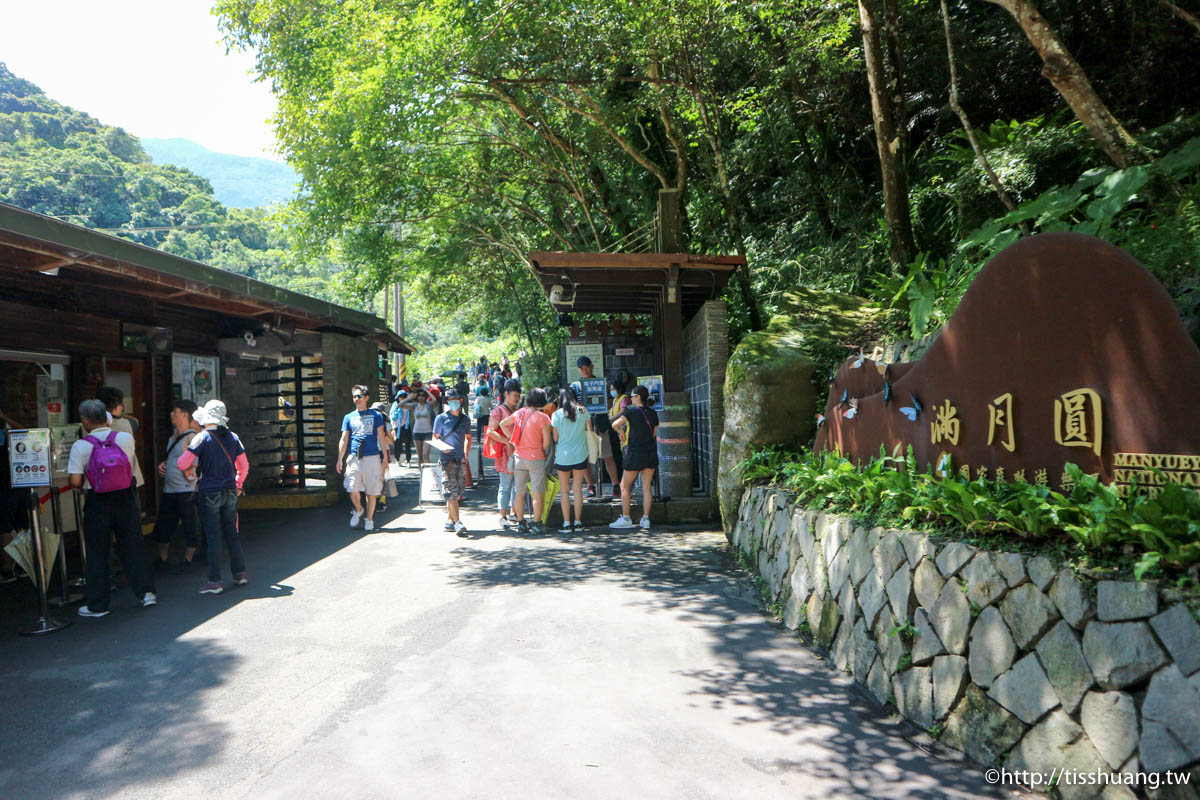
top-left (177, 400), bottom-right (250, 594)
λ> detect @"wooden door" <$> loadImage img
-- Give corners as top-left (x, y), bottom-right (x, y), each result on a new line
top-left (104, 357), bottom-right (155, 515)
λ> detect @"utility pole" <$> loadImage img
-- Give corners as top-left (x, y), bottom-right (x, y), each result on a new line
top-left (394, 281), bottom-right (405, 381)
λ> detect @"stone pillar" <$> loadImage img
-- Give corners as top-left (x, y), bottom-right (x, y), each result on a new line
top-left (658, 390), bottom-right (693, 499)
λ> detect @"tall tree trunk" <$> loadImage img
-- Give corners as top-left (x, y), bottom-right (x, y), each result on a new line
top-left (1158, 0), bottom-right (1200, 35)
top-left (983, 0), bottom-right (1143, 168)
top-left (940, 0), bottom-right (1029, 233)
top-left (859, 0), bottom-right (916, 268)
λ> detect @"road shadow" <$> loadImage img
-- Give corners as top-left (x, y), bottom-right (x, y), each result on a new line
top-left (437, 529), bottom-right (1010, 799)
top-left (0, 474), bottom-right (423, 795)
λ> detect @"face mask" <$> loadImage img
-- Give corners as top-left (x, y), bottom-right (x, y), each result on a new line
top-left (448, 400), bottom-right (461, 411)
top-left (609, 389), bottom-right (617, 398)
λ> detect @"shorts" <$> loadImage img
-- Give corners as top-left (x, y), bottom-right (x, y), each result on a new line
top-left (152, 491), bottom-right (200, 548)
top-left (344, 453), bottom-right (384, 495)
top-left (555, 460), bottom-right (589, 473)
top-left (513, 456), bottom-right (547, 494)
top-left (623, 448), bottom-right (658, 472)
top-left (441, 458), bottom-right (466, 501)
top-left (413, 431), bottom-right (432, 444)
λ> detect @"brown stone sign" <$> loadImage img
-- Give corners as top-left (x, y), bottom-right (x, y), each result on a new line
top-left (814, 233), bottom-right (1200, 493)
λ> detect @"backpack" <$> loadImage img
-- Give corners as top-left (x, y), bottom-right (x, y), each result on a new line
top-left (84, 431), bottom-right (133, 493)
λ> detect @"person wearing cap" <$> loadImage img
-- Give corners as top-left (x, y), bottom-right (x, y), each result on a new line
top-left (177, 399), bottom-right (250, 595)
top-left (572, 355), bottom-right (620, 501)
top-left (371, 401), bottom-right (395, 509)
top-left (337, 385), bottom-right (389, 531)
top-left (390, 388), bottom-right (414, 465)
top-left (432, 388), bottom-right (470, 535)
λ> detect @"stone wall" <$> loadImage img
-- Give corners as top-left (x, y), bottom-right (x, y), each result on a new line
top-left (683, 300), bottom-right (728, 496)
top-left (733, 486), bottom-right (1200, 798)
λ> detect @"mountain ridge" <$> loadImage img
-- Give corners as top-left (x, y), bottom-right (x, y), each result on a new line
top-left (142, 137), bottom-right (297, 208)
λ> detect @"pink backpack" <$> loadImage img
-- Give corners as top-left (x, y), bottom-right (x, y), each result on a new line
top-left (84, 431), bottom-right (133, 493)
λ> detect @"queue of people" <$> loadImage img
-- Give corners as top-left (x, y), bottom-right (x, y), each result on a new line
top-left (29, 357), bottom-right (659, 622)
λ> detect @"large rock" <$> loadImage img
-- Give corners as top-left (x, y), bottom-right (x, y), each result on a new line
top-left (912, 558), bottom-right (945, 611)
top-left (782, 588), bottom-right (805, 630)
top-left (893, 666), bottom-right (934, 729)
top-left (789, 555), bottom-right (814, 611)
top-left (831, 609), bottom-right (854, 672)
top-left (873, 606), bottom-right (906, 675)
top-left (968, 606), bottom-right (1017, 688)
top-left (1140, 664), bottom-right (1200, 773)
top-left (1097, 580), bottom-right (1158, 622)
top-left (930, 580), bottom-right (970, 655)
top-left (796, 510), bottom-right (819, 568)
top-left (1035, 620), bottom-right (1094, 714)
top-left (838, 578), bottom-right (858, 627)
top-left (936, 542), bottom-right (974, 577)
top-left (1149, 603), bottom-right (1200, 677)
top-left (857, 566), bottom-right (888, 628)
top-left (846, 527), bottom-right (874, 587)
top-left (1006, 710), bottom-right (1083, 790)
top-left (993, 552), bottom-right (1028, 588)
top-left (718, 307), bottom-right (825, 535)
top-left (807, 590), bottom-right (840, 648)
top-left (821, 515), bottom-right (851, 578)
top-left (1026, 555), bottom-right (1056, 592)
top-left (961, 552), bottom-right (1008, 607)
top-left (873, 531), bottom-right (908, 583)
top-left (1082, 620), bottom-right (1167, 689)
top-left (866, 656), bottom-right (889, 706)
top-left (885, 566), bottom-right (913, 622)
top-left (932, 654), bottom-right (967, 721)
top-left (900, 531), bottom-right (935, 569)
top-left (911, 608), bottom-right (945, 667)
top-left (1050, 570), bottom-right (1094, 629)
top-left (988, 652), bottom-right (1059, 724)
top-left (1000, 583), bottom-right (1059, 649)
top-left (941, 684), bottom-right (1026, 766)
top-left (1080, 691), bottom-right (1138, 770)
top-left (851, 618), bottom-right (877, 683)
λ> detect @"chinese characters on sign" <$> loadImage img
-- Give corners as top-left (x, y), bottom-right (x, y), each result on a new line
top-left (988, 393), bottom-right (1016, 452)
top-left (930, 400), bottom-right (960, 446)
top-left (1055, 388), bottom-right (1103, 456)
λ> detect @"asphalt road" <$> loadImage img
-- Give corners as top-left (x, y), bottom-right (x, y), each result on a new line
top-left (0, 470), bottom-right (1012, 799)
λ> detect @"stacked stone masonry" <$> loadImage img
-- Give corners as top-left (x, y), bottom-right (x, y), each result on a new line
top-left (734, 486), bottom-right (1200, 799)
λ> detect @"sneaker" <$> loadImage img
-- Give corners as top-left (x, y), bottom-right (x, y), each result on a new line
top-left (560, 521), bottom-right (572, 533)
top-left (350, 510), bottom-right (362, 529)
top-left (199, 581), bottom-right (224, 595)
top-left (573, 521), bottom-right (585, 532)
top-left (444, 520), bottom-right (455, 531)
top-left (640, 516), bottom-right (651, 531)
top-left (364, 519), bottom-right (375, 532)
top-left (499, 516), bottom-right (511, 528)
top-left (169, 558), bottom-right (192, 575)
top-left (516, 519), bottom-right (530, 533)
top-left (142, 592), bottom-right (158, 607)
top-left (454, 521), bottom-right (468, 536)
top-left (610, 516), bottom-right (634, 529)
top-left (233, 572), bottom-right (249, 586)
top-left (78, 606), bottom-right (109, 618)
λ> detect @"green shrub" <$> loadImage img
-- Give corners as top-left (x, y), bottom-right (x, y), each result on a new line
top-left (736, 447), bottom-right (1200, 574)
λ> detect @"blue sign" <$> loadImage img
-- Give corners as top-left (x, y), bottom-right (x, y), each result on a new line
top-left (637, 374), bottom-right (664, 411)
top-left (580, 378), bottom-right (608, 414)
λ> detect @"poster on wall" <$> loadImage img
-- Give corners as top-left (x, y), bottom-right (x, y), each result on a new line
top-left (565, 339), bottom-right (604, 379)
top-left (8, 428), bottom-right (51, 488)
top-left (636, 374), bottom-right (664, 411)
top-left (51, 424), bottom-right (82, 479)
top-left (173, 353), bottom-right (220, 406)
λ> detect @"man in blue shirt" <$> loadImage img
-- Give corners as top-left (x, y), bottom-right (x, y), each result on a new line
top-left (337, 384), bottom-right (390, 531)
top-left (432, 389), bottom-right (470, 536)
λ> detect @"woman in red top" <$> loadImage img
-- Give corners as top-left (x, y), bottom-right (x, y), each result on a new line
top-left (499, 388), bottom-right (551, 533)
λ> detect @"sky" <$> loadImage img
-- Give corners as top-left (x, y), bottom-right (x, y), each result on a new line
top-left (0, 0), bottom-right (282, 161)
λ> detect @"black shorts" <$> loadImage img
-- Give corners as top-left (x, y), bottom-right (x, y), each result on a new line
top-left (555, 460), bottom-right (589, 473)
top-left (152, 491), bottom-right (200, 548)
top-left (622, 449), bottom-right (658, 472)
top-left (413, 432), bottom-right (432, 442)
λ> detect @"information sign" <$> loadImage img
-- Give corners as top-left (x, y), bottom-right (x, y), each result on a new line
top-left (8, 428), bottom-right (52, 488)
top-left (637, 375), bottom-right (665, 411)
top-left (50, 424), bottom-right (82, 480)
top-left (580, 378), bottom-right (608, 414)
top-left (565, 339), bottom-right (604, 378)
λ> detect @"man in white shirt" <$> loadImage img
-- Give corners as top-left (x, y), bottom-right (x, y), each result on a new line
top-left (98, 385), bottom-right (146, 490)
top-left (68, 399), bottom-right (157, 617)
